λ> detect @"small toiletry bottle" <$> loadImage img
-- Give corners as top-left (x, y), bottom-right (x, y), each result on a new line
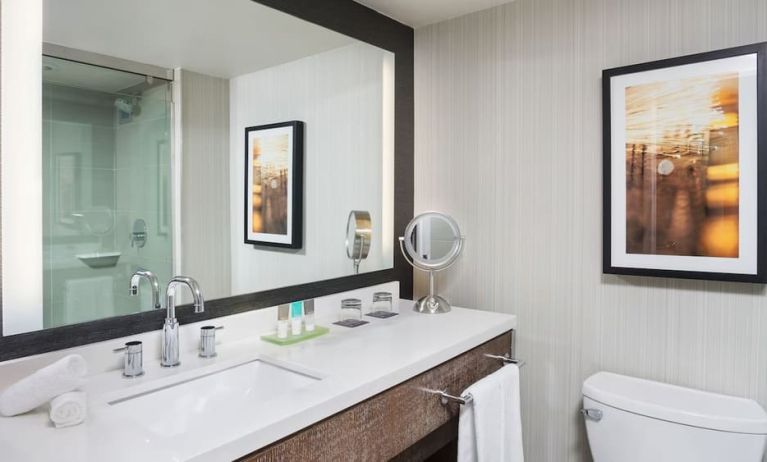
top-left (290, 301), bottom-right (303, 335)
top-left (304, 299), bottom-right (316, 332)
top-left (277, 304), bottom-right (290, 339)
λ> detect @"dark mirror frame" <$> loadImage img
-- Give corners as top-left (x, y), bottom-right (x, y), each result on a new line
top-left (0, 0), bottom-right (414, 361)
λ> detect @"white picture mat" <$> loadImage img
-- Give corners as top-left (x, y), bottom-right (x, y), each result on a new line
top-left (609, 53), bottom-right (758, 274)
top-left (246, 125), bottom-right (294, 244)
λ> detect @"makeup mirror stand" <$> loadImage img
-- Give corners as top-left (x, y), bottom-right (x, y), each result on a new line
top-left (398, 235), bottom-right (463, 314)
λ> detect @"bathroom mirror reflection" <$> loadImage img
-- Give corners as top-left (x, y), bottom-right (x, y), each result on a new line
top-left (1, 0), bottom-right (395, 335)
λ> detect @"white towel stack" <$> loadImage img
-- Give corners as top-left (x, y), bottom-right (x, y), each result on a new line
top-left (0, 354), bottom-right (88, 427)
top-left (49, 391), bottom-right (87, 428)
top-left (458, 364), bottom-right (524, 462)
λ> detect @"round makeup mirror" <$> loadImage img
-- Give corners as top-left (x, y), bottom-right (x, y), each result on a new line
top-left (399, 212), bottom-right (463, 314)
top-left (346, 210), bottom-right (372, 274)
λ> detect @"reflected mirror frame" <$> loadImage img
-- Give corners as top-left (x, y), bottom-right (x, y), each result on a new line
top-left (346, 210), bottom-right (372, 260)
top-left (0, 0), bottom-right (414, 361)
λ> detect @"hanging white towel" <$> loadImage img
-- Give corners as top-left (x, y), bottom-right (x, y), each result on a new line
top-left (64, 275), bottom-right (115, 324)
top-left (0, 354), bottom-right (87, 417)
top-left (49, 391), bottom-right (87, 428)
top-left (458, 364), bottom-right (524, 462)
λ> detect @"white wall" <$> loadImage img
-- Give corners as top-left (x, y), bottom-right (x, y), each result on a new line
top-left (1, 0), bottom-right (44, 334)
top-left (229, 43), bottom-right (394, 295)
top-left (415, 0), bottom-right (767, 460)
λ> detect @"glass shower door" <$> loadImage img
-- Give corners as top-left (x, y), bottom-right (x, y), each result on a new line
top-left (42, 56), bottom-right (173, 328)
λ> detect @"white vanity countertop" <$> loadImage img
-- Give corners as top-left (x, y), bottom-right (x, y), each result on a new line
top-left (0, 299), bottom-right (516, 461)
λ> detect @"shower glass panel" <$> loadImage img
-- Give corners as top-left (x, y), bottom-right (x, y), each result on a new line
top-left (42, 56), bottom-right (173, 328)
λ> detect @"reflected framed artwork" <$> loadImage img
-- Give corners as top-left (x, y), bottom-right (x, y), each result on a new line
top-left (244, 121), bottom-right (304, 249)
top-left (602, 43), bottom-right (767, 282)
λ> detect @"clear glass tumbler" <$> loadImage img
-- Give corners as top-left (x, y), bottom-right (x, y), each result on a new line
top-left (371, 292), bottom-right (393, 313)
top-left (340, 298), bottom-right (363, 322)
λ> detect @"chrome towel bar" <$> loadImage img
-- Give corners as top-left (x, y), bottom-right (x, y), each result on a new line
top-left (484, 353), bottom-right (525, 368)
top-left (438, 390), bottom-right (473, 405)
top-left (428, 353), bottom-right (525, 406)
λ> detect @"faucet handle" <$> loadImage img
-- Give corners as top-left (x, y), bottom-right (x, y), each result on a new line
top-left (114, 341), bottom-right (144, 378)
top-left (199, 326), bottom-right (223, 358)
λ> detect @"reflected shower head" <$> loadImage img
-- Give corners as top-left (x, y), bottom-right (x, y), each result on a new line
top-left (114, 98), bottom-right (134, 114)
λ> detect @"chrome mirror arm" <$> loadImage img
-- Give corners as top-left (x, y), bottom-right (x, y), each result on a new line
top-left (352, 235), bottom-right (368, 274)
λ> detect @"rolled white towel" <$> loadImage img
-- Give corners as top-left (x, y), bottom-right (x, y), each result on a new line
top-left (49, 391), bottom-right (87, 428)
top-left (0, 354), bottom-right (87, 417)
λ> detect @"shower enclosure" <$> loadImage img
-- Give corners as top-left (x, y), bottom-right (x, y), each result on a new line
top-left (42, 55), bottom-right (173, 327)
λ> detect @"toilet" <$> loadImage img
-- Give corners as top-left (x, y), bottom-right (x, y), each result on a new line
top-left (582, 372), bottom-right (767, 462)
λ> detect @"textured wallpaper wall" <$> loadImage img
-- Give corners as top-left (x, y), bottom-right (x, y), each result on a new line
top-left (179, 70), bottom-right (232, 301)
top-left (414, 0), bottom-right (767, 460)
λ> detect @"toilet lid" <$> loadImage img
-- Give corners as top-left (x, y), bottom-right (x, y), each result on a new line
top-left (583, 372), bottom-right (767, 434)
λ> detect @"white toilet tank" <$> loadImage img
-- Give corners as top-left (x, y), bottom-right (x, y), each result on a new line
top-left (582, 372), bottom-right (767, 462)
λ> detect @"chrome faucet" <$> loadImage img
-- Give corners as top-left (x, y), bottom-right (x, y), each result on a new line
top-left (161, 276), bottom-right (205, 367)
top-left (129, 269), bottom-right (162, 310)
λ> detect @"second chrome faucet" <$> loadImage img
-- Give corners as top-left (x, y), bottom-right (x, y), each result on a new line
top-left (130, 270), bottom-right (205, 367)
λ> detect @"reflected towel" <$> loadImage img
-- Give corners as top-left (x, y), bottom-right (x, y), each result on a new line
top-left (458, 364), bottom-right (524, 462)
top-left (64, 275), bottom-right (115, 324)
top-left (49, 391), bottom-right (87, 428)
top-left (0, 355), bottom-right (87, 416)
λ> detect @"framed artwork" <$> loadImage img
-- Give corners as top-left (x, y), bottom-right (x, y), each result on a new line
top-left (244, 121), bottom-right (304, 249)
top-left (603, 42), bottom-right (767, 282)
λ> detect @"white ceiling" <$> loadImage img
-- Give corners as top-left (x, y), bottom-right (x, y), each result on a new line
top-left (43, 0), bottom-right (355, 79)
top-left (355, 0), bottom-right (515, 28)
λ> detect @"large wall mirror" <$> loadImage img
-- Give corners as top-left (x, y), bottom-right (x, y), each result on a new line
top-left (0, 0), bottom-right (411, 349)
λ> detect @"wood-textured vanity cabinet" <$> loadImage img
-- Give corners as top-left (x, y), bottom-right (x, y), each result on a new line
top-left (240, 331), bottom-right (513, 462)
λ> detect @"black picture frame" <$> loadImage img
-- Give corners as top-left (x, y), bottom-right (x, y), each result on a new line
top-left (0, 0), bottom-right (414, 362)
top-left (603, 42), bottom-right (767, 283)
top-left (243, 121), bottom-right (304, 249)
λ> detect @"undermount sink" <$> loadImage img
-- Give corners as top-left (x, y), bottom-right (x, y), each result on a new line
top-left (108, 359), bottom-right (320, 437)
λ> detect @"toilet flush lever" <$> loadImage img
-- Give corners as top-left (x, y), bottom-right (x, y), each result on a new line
top-left (581, 408), bottom-right (603, 422)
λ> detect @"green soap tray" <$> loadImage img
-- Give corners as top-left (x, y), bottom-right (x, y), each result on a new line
top-left (260, 326), bottom-right (329, 346)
